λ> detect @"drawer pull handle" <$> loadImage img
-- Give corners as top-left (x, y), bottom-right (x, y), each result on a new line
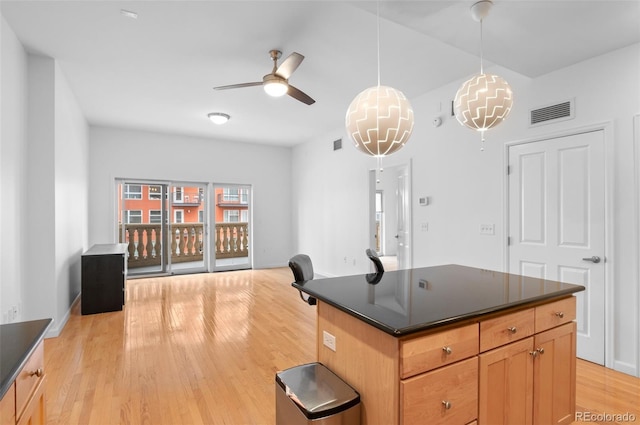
top-left (555, 311), bottom-right (565, 318)
top-left (537, 347), bottom-right (545, 355)
top-left (530, 350), bottom-right (538, 358)
top-left (442, 400), bottom-right (452, 410)
top-left (442, 346), bottom-right (452, 355)
top-left (29, 368), bottom-right (43, 378)
top-left (507, 326), bottom-right (517, 334)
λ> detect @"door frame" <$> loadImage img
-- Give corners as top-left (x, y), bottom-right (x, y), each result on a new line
top-left (368, 159), bottom-right (413, 270)
top-left (503, 121), bottom-right (615, 369)
top-left (634, 114), bottom-right (640, 377)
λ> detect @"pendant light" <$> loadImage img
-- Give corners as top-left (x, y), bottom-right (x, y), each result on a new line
top-left (454, 0), bottom-right (513, 150)
top-left (345, 2), bottom-right (414, 157)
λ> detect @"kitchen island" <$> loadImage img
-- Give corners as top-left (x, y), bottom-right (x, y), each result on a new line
top-left (293, 264), bottom-right (584, 425)
top-left (0, 318), bottom-right (51, 425)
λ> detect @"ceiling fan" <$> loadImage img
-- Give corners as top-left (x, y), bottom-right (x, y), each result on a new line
top-left (213, 50), bottom-right (315, 105)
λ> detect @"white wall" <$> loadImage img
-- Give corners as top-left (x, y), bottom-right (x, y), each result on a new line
top-left (0, 17), bottom-right (89, 333)
top-left (54, 61), bottom-right (89, 328)
top-left (0, 15), bottom-right (28, 323)
top-left (88, 126), bottom-right (292, 269)
top-left (292, 43), bottom-right (640, 375)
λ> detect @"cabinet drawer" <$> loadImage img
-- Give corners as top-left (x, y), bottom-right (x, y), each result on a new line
top-left (16, 341), bottom-right (44, 422)
top-left (401, 357), bottom-right (478, 425)
top-left (480, 308), bottom-right (534, 352)
top-left (535, 297), bottom-right (576, 333)
top-left (401, 323), bottom-right (478, 378)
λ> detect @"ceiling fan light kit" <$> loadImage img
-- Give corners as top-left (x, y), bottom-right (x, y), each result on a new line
top-left (263, 74), bottom-right (288, 97)
top-left (454, 0), bottom-right (513, 150)
top-left (208, 112), bottom-right (230, 125)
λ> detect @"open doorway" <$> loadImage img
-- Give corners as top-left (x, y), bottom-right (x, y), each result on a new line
top-left (369, 162), bottom-right (412, 271)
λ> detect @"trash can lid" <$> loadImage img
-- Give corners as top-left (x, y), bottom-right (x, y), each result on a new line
top-left (276, 362), bottom-right (360, 420)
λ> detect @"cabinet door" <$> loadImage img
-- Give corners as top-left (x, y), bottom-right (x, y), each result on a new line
top-left (1, 383), bottom-right (16, 425)
top-left (533, 322), bottom-right (576, 425)
top-left (16, 376), bottom-right (45, 425)
top-left (479, 337), bottom-right (534, 425)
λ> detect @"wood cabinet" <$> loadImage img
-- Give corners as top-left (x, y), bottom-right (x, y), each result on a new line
top-left (81, 243), bottom-right (128, 315)
top-left (317, 296), bottom-right (577, 425)
top-left (479, 299), bottom-right (576, 425)
top-left (1, 384), bottom-right (16, 425)
top-left (0, 341), bottom-right (46, 425)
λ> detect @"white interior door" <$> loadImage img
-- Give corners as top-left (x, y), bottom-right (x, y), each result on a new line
top-left (396, 163), bottom-right (412, 270)
top-left (508, 130), bottom-right (605, 364)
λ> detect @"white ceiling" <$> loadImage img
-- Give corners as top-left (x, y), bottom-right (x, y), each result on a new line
top-left (2, 1), bottom-right (639, 147)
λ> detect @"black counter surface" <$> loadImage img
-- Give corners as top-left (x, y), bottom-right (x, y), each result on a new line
top-left (0, 318), bottom-right (52, 399)
top-left (292, 264), bottom-right (585, 336)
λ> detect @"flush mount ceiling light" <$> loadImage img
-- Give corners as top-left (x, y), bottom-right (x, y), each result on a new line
top-left (453, 0), bottom-right (513, 151)
top-left (120, 9), bottom-right (138, 19)
top-left (208, 112), bottom-right (230, 125)
top-left (345, 2), bottom-right (414, 157)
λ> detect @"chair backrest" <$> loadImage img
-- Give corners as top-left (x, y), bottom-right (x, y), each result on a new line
top-left (288, 254), bottom-right (316, 305)
top-left (288, 254), bottom-right (314, 282)
top-left (365, 248), bottom-right (384, 274)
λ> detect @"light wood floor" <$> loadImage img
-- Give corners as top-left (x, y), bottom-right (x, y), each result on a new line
top-left (44, 268), bottom-right (639, 425)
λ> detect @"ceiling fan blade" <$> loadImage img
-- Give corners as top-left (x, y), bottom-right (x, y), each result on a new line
top-left (288, 85), bottom-right (315, 105)
top-left (276, 52), bottom-right (304, 80)
top-left (213, 82), bottom-right (262, 91)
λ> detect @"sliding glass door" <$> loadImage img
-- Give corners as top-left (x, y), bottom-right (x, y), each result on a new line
top-left (117, 180), bottom-right (208, 276)
top-left (168, 183), bottom-right (207, 274)
top-left (212, 184), bottom-right (252, 271)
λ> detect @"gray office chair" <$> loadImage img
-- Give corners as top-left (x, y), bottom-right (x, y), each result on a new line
top-left (365, 248), bottom-right (384, 274)
top-left (288, 254), bottom-right (317, 306)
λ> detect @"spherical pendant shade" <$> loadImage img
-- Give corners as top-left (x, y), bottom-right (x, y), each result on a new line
top-left (454, 73), bottom-right (513, 131)
top-left (345, 85), bottom-right (415, 157)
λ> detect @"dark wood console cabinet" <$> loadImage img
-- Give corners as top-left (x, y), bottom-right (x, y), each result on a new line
top-left (81, 243), bottom-right (128, 315)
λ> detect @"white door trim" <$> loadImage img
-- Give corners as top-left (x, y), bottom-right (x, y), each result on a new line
top-left (503, 121), bottom-right (615, 369)
top-left (634, 114), bottom-right (640, 377)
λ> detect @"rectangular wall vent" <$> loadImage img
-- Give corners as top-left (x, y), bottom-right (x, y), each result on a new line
top-left (333, 138), bottom-right (342, 151)
top-left (530, 99), bottom-right (574, 126)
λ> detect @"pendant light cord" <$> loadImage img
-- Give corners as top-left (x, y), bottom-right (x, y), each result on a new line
top-left (376, 1), bottom-right (381, 86)
top-left (479, 19), bottom-right (484, 74)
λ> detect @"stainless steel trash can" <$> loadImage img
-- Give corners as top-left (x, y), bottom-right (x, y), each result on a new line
top-left (275, 362), bottom-right (360, 424)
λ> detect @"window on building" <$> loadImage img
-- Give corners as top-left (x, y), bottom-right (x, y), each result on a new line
top-left (241, 210), bottom-right (248, 222)
top-left (149, 210), bottom-right (162, 224)
top-left (173, 187), bottom-right (183, 202)
top-left (149, 185), bottom-right (162, 200)
top-left (198, 210), bottom-right (204, 223)
top-left (223, 210), bottom-right (239, 222)
top-left (174, 210), bottom-right (183, 223)
top-left (124, 210), bottom-right (142, 224)
top-left (124, 185), bottom-right (142, 199)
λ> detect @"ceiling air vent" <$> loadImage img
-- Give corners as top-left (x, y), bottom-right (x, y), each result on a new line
top-left (333, 139), bottom-right (342, 151)
top-left (530, 99), bottom-right (574, 127)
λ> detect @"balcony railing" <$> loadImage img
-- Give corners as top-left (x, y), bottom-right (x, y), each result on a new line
top-left (119, 222), bottom-right (248, 268)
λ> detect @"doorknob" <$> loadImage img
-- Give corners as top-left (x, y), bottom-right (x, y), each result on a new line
top-left (582, 256), bottom-right (601, 263)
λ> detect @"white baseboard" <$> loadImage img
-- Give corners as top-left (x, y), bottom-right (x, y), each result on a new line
top-left (612, 359), bottom-right (638, 378)
top-left (46, 293), bottom-right (80, 338)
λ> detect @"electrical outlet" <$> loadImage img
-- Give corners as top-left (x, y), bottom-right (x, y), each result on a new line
top-left (323, 330), bottom-right (336, 352)
top-left (480, 224), bottom-right (495, 235)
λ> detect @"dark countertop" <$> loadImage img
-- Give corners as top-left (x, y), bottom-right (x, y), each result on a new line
top-left (293, 264), bottom-right (585, 336)
top-left (83, 243), bottom-right (128, 256)
top-left (0, 318), bottom-right (52, 399)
